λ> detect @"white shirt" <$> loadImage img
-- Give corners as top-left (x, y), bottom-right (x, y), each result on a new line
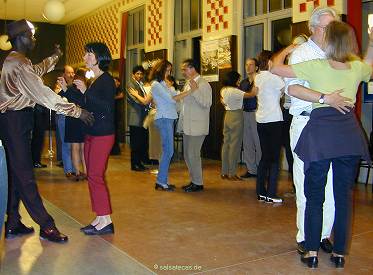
top-left (143, 85), bottom-right (151, 95)
top-left (285, 38), bottom-right (326, 116)
top-left (220, 87), bottom-right (244, 111)
top-left (255, 71), bottom-right (284, 123)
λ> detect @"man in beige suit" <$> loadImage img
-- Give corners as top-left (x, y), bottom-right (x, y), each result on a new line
top-left (180, 59), bottom-right (212, 192)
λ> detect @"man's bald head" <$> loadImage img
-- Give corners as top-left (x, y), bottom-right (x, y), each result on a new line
top-left (63, 65), bottom-right (75, 85)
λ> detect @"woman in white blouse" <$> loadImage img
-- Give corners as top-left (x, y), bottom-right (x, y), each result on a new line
top-left (255, 50), bottom-right (284, 203)
top-left (220, 71), bottom-right (257, 180)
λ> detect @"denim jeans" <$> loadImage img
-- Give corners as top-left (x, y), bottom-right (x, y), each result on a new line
top-left (56, 114), bottom-right (74, 173)
top-left (154, 118), bottom-right (175, 186)
top-left (304, 155), bottom-right (360, 254)
top-left (0, 142), bottom-right (8, 235)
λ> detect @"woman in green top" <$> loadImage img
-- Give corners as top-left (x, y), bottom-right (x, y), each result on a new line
top-left (271, 21), bottom-right (373, 269)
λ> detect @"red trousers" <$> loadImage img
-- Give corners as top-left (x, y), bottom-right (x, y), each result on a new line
top-left (84, 134), bottom-right (114, 215)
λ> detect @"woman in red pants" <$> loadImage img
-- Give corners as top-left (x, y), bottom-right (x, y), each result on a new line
top-left (69, 42), bottom-right (115, 235)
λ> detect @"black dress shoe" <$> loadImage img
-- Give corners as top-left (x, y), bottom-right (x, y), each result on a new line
top-left (83, 223), bottom-right (114, 236)
top-left (330, 254), bottom-right (345, 268)
top-left (40, 227), bottom-right (68, 243)
top-left (155, 183), bottom-right (174, 191)
top-left (139, 164), bottom-right (149, 170)
top-left (320, 238), bottom-right (333, 253)
top-left (80, 224), bottom-right (96, 232)
top-left (5, 222), bottom-right (35, 239)
top-left (33, 162), bottom-right (47, 168)
top-left (297, 241), bottom-right (306, 255)
top-left (240, 171), bottom-right (257, 178)
top-left (184, 183), bottom-right (203, 192)
top-left (131, 165), bottom-right (146, 171)
top-left (301, 254), bottom-right (318, 268)
top-left (182, 182), bottom-right (193, 190)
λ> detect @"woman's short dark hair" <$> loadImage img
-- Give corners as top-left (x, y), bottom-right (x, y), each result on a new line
top-left (148, 60), bottom-right (172, 82)
top-left (223, 71), bottom-right (241, 87)
top-left (257, 50), bottom-right (273, 71)
top-left (84, 42), bottom-right (112, 72)
top-left (132, 65), bottom-right (145, 74)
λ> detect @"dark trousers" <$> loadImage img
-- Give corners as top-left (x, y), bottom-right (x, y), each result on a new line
top-left (111, 102), bottom-right (122, 155)
top-left (0, 109), bottom-right (55, 229)
top-left (55, 125), bottom-right (62, 162)
top-left (256, 121), bottom-right (283, 197)
top-left (31, 106), bottom-right (46, 164)
top-left (304, 156), bottom-right (360, 254)
top-left (282, 109), bottom-right (293, 174)
top-left (0, 145), bottom-right (8, 235)
top-left (129, 126), bottom-right (148, 168)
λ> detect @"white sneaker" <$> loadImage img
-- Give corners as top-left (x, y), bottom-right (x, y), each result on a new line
top-left (266, 196), bottom-right (283, 203)
top-left (257, 195), bottom-right (267, 202)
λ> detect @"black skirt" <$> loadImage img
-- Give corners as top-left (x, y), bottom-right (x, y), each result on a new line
top-left (65, 117), bottom-right (85, 143)
top-left (62, 86), bottom-right (86, 143)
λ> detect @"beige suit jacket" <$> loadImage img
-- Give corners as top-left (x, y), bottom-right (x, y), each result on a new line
top-left (179, 75), bottom-right (212, 136)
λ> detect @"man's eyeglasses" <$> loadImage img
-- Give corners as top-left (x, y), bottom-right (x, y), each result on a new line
top-left (317, 25), bottom-right (327, 31)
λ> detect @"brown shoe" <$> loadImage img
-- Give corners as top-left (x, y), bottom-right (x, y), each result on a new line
top-left (40, 227), bottom-right (68, 243)
top-left (221, 174), bottom-right (229, 179)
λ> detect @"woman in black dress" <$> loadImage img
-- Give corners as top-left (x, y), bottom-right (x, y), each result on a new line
top-left (63, 68), bottom-right (88, 180)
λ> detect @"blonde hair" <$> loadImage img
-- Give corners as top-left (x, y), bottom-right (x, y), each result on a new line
top-left (324, 21), bottom-right (359, 62)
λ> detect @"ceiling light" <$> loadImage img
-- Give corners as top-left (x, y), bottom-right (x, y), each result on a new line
top-left (43, 0), bottom-right (65, 22)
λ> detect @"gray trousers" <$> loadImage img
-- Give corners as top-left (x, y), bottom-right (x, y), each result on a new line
top-left (242, 111), bottom-right (261, 174)
top-left (221, 110), bottom-right (244, 176)
top-left (183, 135), bottom-right (206, 186)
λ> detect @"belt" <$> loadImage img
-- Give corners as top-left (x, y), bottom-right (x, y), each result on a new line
top-left (299, 111), bottom-right (311, 116)
top-left (10, 107), bottom-right (33, 113)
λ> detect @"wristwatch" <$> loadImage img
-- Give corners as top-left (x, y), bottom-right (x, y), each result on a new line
top-left (318, 94), bottom-right (325, 104)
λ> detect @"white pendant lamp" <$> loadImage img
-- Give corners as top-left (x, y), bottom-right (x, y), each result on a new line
top-left (0, 0), bottom-right (11, 51)
top-left (43, 0), bottom-right (66, 22)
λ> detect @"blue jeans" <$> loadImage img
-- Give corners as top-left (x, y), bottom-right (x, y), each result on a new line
top-left (304, 155), bottom-right (360, 254)
top-left (0, 144), bottom-right (8, 235)
top-left (56, 114), bottom-right (74, 173)
top-left (155, 118), bottom-right (175, 186)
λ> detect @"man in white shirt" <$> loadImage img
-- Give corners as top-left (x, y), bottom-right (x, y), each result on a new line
top-left (180, 59), bottom-right (212, 192)
top-left (285, 6), bottom-right (346, 254)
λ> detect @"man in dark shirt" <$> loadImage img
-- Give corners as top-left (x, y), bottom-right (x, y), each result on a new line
top-left (126, 65), bottom-right (149, 171)
top-left (240, 58), bottom-right (261, 179)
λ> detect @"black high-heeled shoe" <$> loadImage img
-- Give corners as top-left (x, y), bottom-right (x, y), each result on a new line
top-left (301, 254), bottom-right (318, 268)
top-left (155, 183), bottom-right (175, 191)
top-left (330, 254), bottom-right (345, 268)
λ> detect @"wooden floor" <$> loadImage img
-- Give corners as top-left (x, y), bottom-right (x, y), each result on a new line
top-left (1, 144), bottom-right (373, 275)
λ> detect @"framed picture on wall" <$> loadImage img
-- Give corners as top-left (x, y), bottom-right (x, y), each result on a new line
top-left (363, 80), bottom-right (373, 103)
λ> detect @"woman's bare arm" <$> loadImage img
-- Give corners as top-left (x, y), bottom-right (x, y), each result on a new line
top-left (271, 45), bottom-right (297, 78)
